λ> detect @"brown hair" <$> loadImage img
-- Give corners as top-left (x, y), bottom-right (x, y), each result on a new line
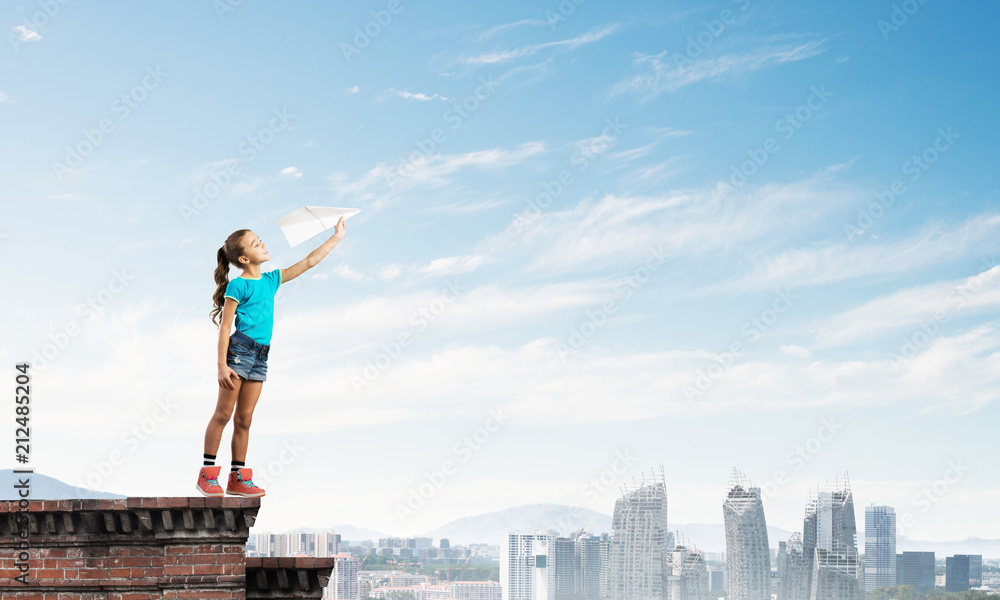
top-left (210, 229), bottom-right (251, 327)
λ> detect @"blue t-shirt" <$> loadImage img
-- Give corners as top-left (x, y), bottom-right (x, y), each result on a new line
top-left (224, 269), bottom-right (282, 345)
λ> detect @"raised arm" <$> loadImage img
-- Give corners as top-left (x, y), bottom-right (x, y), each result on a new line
top-left (280, 216), bottom-right (347, 284)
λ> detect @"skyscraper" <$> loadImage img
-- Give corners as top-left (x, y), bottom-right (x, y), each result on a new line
top-left (802, 476), bottom-right (863, 600)
top-left (554, 535), bottom-right (582, 600)
top-left (667, 543), bottom-right (710, 600)
top-left (609, 465), bottom-right (670, 600)
top-left (723, 470), bottom-right (771, 600)
top-left (777, 533), bottom-right (810, 600)
top-left (579, 533), bottom-right (609, 599)
top-left (863, 505), bottom-right (896, 592)
top-left (896, 551), bottom-right (935, 592)
top-left (503, 530), bottom-right (556, 600)
top-left (945, 555), bottom-right (982, 592)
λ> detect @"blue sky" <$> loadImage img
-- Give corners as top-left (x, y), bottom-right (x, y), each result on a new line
top-left (2, 0), bottom-right (999, 543)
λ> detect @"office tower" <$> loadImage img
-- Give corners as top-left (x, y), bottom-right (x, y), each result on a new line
top-left (609, 465), bottom-right (670, 600)
top-left (667, 543), bottom-right (709, 600)
top-left (723, 470), bottom-right (771, 600)
top-left (327, 553), bottom-right (360, 600)
top-left (288, 532), bottom-right (316, 556)
top-left (317, 531), bottom-right (341, 557)
top-left (503, 530), bottom-right (556, 600)
top-left (777, 533), bottom-right (809, 600)
top-left (896, 551), bottom-right (935, 592)
top-left (707, 567), bottom-right (726, 594)
top-left (802, 477), bottom-right (863, 600)
top-left (554, 536), bottom-right (582, 600)
top-left (969, 555), bottom-right (983, 587)
top-left (579, 533), bottom-right (607, 599)
top-left (946, 555), bottom-right (981, 592)
top-left (864, 505), bottom-right (896, 591)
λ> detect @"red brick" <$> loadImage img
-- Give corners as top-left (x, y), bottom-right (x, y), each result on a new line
top-left (193, 564), bottom-right (226, 575)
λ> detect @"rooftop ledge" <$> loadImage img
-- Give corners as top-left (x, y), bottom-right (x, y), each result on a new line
top-left (0, 497), bottom-right (335, 600)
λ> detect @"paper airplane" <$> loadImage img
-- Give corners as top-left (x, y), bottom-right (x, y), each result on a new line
top-left (275, 206), bottom-right (361, 247)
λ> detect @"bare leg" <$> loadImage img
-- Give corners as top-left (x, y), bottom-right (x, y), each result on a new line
top-left (204, 376), bottom-right (243, 457)
top-left (231, 380), bottom-right (263, 463)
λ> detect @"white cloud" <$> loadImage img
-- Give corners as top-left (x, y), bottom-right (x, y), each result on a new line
top-left (610, 41), bottom-right (826, 100)
top-left (811, 263), bottom-right (1000, 348)
top-left (385, 88), bottom-right (451, 102)
top-left (717, 212), bottom-right (1000, 294)
top-left (280, 166), bottom-right (303, 179)
top-left (330, 142), bottom-right (546, 210)
top-left (462, 24), bottom-right (619, 65)
top-left (11, 25), bottom-right (41, 42)
top-left (416, 255), bottom-right (492, 277)
top-left (333, 263), bottom-right (368, 282)
top-left (0, 92), bottom-right (8, 102)
top-left (478, 19), bottom-right (547, 40)
top-left (377, 264), bottom-right (404, 282)
top-left (347, 86), bottom-right (361, 94)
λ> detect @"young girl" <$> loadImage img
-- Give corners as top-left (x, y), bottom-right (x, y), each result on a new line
top-left (197, 216), bottom-right (347, 497)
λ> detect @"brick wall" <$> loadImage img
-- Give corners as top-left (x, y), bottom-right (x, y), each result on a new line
top-left (0, 497), bottom-right (259, 599)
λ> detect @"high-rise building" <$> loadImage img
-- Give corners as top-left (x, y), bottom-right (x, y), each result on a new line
top-left (863, 505), bottom-right (896, 591)
top-left (802, 477), bottom-right (863, 600)
top-left (579, 533), bottom-right (608, 599)
top-left (608, 466), bottom-right (670, 600)
top-left (896, 551), bottom-right (935, 592)
top-left (553, 536), bottom-right (582, 600)
top-left (776, 533), bottom-right (809, 600)
top-left (503, 530), bottom-right (556, 600)
top-left (667, 543), bottom-right (709, 600)
top-left (707, 567), bottom-right (726, 594)
top-left (723, 470), bottom-right (771, 600)
top-left (946, 555), bottom-right (982, 592)
top-left (327, 553), bottom-right (360, 600)
top-left (317, 531), bottom-right (342, 557)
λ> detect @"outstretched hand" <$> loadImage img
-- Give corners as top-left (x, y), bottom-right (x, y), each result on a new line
top-left (334, 216), bottom-right (346, 238)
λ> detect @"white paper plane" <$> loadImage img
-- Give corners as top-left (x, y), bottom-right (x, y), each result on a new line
top-left (274, 206), bottom-right (361, 247)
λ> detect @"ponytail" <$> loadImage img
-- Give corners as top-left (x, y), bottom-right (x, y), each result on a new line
top-left (210, 229), bottom-right (250, 327)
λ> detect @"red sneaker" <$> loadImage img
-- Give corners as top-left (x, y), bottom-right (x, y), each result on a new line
top-left (196, 466), bottom-right (224, 498)
top-left (226, 468), bottom-right (265, 497)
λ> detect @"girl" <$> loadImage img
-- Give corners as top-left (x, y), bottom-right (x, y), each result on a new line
top-left (197, 216), bottom-right (347, 497)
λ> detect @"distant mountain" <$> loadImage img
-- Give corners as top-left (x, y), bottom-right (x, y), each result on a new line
top-left (420, 503), bottom-right (612, 546)
top-left (0, 470), bottom-right (124, 500)
top-left (285, 524), bottom-right (390, 542)
top-left (898, 536), bottom-right (1000, 558)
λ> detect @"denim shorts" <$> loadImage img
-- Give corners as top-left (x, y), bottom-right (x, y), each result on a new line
top-left (226, 329), bottom-right (270, 382)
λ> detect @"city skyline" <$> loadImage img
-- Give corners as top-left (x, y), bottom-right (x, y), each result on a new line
top-left (3, 0), bottom-right (999, 541)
